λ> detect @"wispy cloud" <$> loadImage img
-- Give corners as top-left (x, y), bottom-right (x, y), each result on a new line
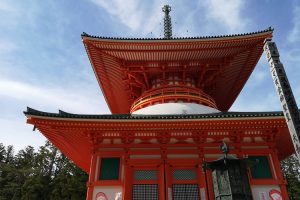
top-left (88, 0), bottom-right (167, 37)
top-left (88, 0), bottom-right (250, 38)
top-left (0, 77), bottom-right (109, 114)
top-left (0, 1), bottom-right (15, 12)
top-left (0, 0), bottom-right (299, 153)
top-left (283, 48), bottom-right (300, 62)
top-left (0, 39), bottom-right (18, 55)
top-left (0, 118), bottom-right (47, 152)
top-left (231, 91), bottom-right (280, 111)
top-left (199, 0), bottom-right (249, 33)
top-left (89, 0), bottom-right (142, 31)
top-left (288, 6), bottom-right (300, 43)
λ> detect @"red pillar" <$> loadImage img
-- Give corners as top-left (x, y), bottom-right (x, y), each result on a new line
top-left (196, 164), bottom-right (204, 199)
top-left (159, 148), bottom-right (167, 200)
top-left (271, 149), bottom-right (289, 200)
top-left (165, 162), bottom-right (171, 200)
top-left (159, 163), bottom-right (165, 200)
top-left (123, 164), bottom-right (133, 200)
top-left (86, 152), bottom-right (97, 200)
top-left (206, 169), bottom-right (214, 200)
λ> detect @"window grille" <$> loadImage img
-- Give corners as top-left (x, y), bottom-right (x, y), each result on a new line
top-left (132, 184), bottom-right (159, 200)
top-left (134, 170), bottom-right (158, 181)
top-left (173, 169), bottom-right (197, 180)
top-left (173, 184), bottom-right (200, 200)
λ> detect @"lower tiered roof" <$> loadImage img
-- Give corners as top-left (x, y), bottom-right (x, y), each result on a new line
top-left (24, 107), bottom-right (294, 172)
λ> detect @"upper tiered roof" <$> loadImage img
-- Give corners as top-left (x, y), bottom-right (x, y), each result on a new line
top-left (82, 28), bottom-right (273, 114)
top-left (81, 27), bottom-right (272, 40)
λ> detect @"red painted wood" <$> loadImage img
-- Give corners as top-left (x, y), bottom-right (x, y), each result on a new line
top-left (270, 150), bottom-right (290, 200)
top-left (82, 31), bottom-right (273, 113)
top-left (27, 113), bottom-right (291, 199)
top-left (123, 164), bottom-right (133, 200)
top-left (86, 153), bottom-right (96, 200)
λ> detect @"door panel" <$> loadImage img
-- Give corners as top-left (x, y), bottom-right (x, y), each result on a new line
top-left (132, 184), bottom-right (159, 200)
top-left (173, 184), bottom-right (200, 200)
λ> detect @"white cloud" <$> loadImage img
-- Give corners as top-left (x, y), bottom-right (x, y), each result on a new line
top-left (199, 0), bottom-right (249, 33)
top-left (288, 6), bottom-right (300, 43)
top-left (88, 0), bottom-right (165, 36)
top-left (0, 2), bottom-right (21, 28)
top-left (0, 39), bottom-right (18, 55)
top-left (253, 70), bottom-right (267, 82)
top-left (0, 118), bottom-right (47, 152)
top-left (0, 1), bottom-right (16, 13)
top-left (284, 48), bottom-right (300, 62)
top-left (230, 92), bottom-right (280, 112)
top-left (88, 0), bottom-right (250, 37)
top-left (251, 60), bottom-right (269, 84)
top-left (89, 0), bottom-right (143, 31)
top-left (0, 78), bottom-right (109, 114)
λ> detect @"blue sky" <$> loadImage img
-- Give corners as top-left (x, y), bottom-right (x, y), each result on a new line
top-left (0, 0), bottom-right (300, 152)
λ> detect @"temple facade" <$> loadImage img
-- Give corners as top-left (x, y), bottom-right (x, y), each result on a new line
top-left (24, 6), bottom-right (295, 200)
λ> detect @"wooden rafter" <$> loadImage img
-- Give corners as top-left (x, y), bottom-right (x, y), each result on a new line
top-left (82, 31), bottom-right (273, 113)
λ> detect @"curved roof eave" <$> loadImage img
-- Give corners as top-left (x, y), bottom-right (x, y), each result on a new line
top-left (81, 27), bottom-right (273, 42)
top-left (24, 107), bottom-right (286, 121)
top-left (81, 27), bottom-right (274, 114)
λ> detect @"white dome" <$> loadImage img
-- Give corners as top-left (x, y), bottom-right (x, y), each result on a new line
top-left (132, 103), bottom-right (220, 115)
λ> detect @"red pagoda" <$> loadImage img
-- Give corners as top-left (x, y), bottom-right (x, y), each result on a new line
top-left (24, 5), bottom-right (296, 200)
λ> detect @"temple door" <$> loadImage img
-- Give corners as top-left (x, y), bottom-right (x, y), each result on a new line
top-left (170, 166), bottom-right (201, 200)
top-left (132, 167), bottom-right (160, 200)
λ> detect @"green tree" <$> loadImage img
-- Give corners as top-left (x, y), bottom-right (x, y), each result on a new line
top-left (50, 156), bottom-right (88, 200)
top-left (0, 142), bottom-right (88, 200)
top-left (281, 154), bottom-right (300, 200)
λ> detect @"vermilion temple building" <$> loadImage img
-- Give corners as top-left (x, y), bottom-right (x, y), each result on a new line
top-left (24, 6), bottom-right (296, 200)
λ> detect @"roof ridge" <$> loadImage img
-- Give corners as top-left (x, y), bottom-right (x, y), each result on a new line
top-left (24, 107), bottom-right (287, 120)
top-left (81, 27), bottom-right (273, 41)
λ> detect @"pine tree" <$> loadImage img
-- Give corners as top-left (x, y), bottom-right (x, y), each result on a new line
top-left (0, 142), bottom-right (88, 200)
top-left (281, 154), bottom-right (300, 200)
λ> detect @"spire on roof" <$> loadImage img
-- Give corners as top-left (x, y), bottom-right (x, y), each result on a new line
top-left (162, 5), bottom-right (172, 39)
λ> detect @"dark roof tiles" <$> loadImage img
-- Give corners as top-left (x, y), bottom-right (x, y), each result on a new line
top-left (24, 107), bottom-right (285, 120)
top-left (81, 27), bottom-right (273, 41)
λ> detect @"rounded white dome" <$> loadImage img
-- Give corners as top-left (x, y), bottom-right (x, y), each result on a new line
top-left (132, 103), bottom-right (220, 115)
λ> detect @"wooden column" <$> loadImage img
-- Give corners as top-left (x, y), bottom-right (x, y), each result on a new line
top-left (159, 163), bottom-right (165, 200)
top-left (206, 169), bottom-right (214, 200)
top-left (196, 163), bottom-right (205, 199)
top-left (123, 149), bottom-right (132, 200)
top-left (123, 165), bottom-right (133, 199)
top-left (198, 149), bottom-right (206, 200)
top-left (271, 149), bottom-right (290, 200)
top-left (165, 162), bottom-right (172, 200)
top-left (86, 151), bottom-right (97, 200)
top-left (159, 147), bottom-right (167, 200)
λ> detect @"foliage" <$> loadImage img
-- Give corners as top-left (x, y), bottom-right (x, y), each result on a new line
top-left (0, 142), bottom-right (88, 200)
top-left (1, 142), bottom-right (300, 199)
top-left (281, 154), bottom-right (300, 200)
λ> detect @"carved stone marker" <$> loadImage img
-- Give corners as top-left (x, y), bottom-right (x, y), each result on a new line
top-left (264, 39), bottom-right (300, 163)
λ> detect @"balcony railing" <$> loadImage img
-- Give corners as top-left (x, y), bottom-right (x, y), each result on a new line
top-left (130, 85), bottom-right (217, 113)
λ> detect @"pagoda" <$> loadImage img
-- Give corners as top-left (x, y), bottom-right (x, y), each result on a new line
top-left (24, 5), bottom-right (296, 200)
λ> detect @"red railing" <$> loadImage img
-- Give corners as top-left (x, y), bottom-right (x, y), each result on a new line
top-left (130, 85), bottom-right (217, 113)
